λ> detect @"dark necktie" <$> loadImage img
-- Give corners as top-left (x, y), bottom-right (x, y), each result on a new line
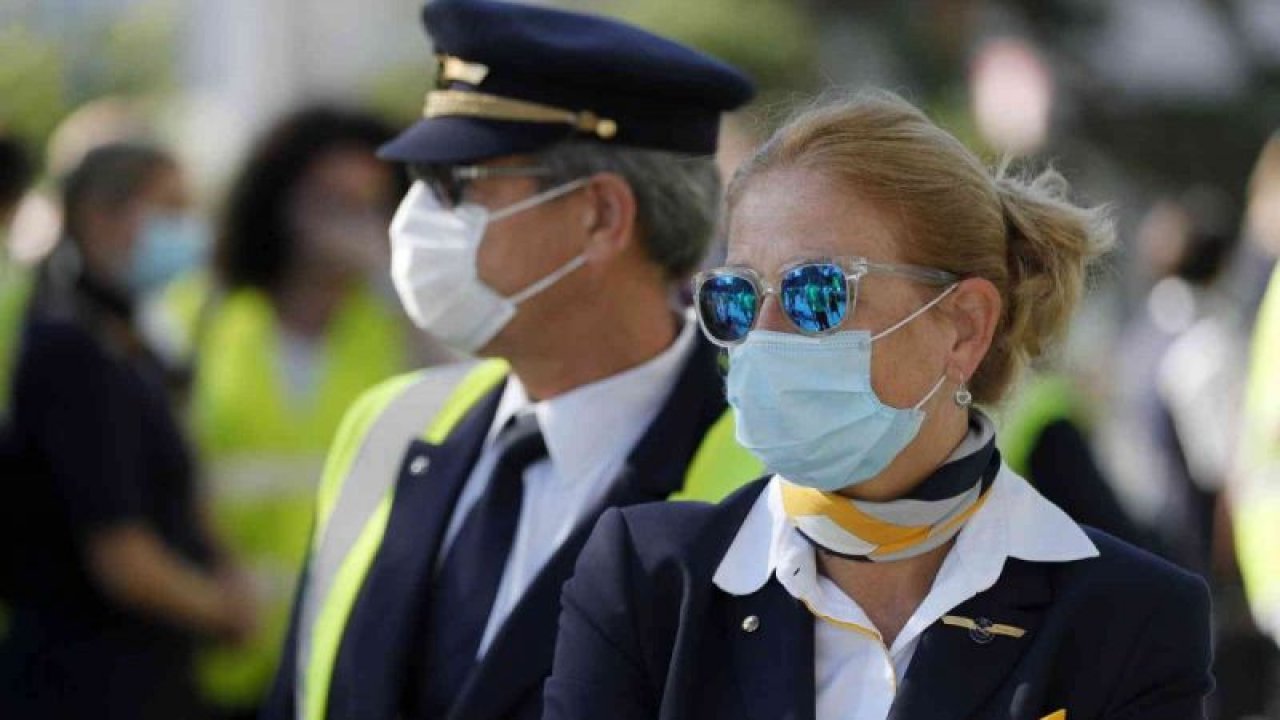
top-left (413, 411), bottom-right (547, 718)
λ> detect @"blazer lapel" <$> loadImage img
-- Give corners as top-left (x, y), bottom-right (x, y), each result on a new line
top-left (448, 512), bottom-right (589, 720)
top-left (723, 581), bottom-right (816, 720)
top-left (450, 337), bottom-right (730, 720)
top-left (887, 558), bottom-right (1053, 720)
top-left (329, 383), bottom-right (502, 720)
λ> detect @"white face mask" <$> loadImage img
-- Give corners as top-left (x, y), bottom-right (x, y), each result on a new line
top-left (388, 178), bottom-right (588, 354)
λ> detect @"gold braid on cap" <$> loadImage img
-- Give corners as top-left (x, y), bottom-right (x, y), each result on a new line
top-left (423, 89), bottom-right (618, 140)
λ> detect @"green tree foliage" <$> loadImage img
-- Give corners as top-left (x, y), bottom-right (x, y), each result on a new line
top-left (0, 0), bottom-right (176, 156)
top-left (363, 61), bottom-right (435, 130)
top-left (0, 26), bottom-right (67, 147)
top-left (101, 0), bottom-right (178, 97)
top-left (595, 0), bottom-right (819, 101)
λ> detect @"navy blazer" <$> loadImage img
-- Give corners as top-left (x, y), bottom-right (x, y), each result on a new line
top-left (546, 478), bottom-right (1214, 720)
top-left (264, 336), bottom-right (732, 720)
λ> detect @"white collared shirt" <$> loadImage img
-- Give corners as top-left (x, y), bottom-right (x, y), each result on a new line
top-left (442, 313), bottom-right (697, 655)
top-left (713, 438), bottom-right (1098, 720)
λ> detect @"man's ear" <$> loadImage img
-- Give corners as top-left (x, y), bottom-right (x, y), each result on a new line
top-left (944, 277), bottom-right (1002, 383)
top-left (580, 172), bottom-right (636, 262)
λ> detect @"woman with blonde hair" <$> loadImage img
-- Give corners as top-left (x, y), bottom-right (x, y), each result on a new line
top-left (546, 92), bottom-right (1214, 720)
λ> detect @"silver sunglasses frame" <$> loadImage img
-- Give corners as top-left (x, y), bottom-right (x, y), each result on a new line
top-left (692, 256), bottom-right (959, 347)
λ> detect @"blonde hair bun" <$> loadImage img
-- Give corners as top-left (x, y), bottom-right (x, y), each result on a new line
top-left (992, 164), bottom-right (1113, 389)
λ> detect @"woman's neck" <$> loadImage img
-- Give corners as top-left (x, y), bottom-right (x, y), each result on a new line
top-left (819, 406), bottom-right (976, 644)
top-left (818, 538), bottom-right (952, 648)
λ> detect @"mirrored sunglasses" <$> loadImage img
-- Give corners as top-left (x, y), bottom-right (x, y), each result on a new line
top-left (692, 258), bottom-right (958, 347)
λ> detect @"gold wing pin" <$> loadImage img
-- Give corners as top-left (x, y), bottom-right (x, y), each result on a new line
top-left (940, 615), bottom-right (1026, 642)
top-left (1040, 710), bottom-right (1067, 720)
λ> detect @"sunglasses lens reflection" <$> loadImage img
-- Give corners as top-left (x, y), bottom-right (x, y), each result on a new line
top-left (780, 264), bottom-right (848, 334)
top-left (697, 274), bottom-right (758, 344)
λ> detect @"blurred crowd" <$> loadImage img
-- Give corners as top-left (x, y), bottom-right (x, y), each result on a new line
top-left (0, 104), bottom-right (455, 719)
top-left (0, 2), bottom-right (1279, 719)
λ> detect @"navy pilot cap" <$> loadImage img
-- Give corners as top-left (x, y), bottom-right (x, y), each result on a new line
top-left (378, 0), bottom-right (757, 165)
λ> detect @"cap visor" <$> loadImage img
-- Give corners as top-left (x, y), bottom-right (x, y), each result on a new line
top-left (377, 116), bottom-right (571, 165)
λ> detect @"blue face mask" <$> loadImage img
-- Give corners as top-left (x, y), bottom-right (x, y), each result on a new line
top-left (128, 212), bottom-right (209, 295)
top-left (725, 285), bottom-right (956, 492)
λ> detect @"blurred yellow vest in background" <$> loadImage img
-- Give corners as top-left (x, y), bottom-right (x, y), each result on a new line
top-left (165, 275), bottom-right (410, 709)
top-left (1235, 266), bottom-right (1280, 644)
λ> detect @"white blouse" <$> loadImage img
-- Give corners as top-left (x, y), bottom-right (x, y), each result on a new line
top-left (713, 441), bottom-right (1098, 720)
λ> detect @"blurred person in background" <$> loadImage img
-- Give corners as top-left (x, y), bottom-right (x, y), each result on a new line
top-left (1230, 132), bottom-right (1280, 719)
top-left (1111, 188), bottom-right (1274, 719)
top-left (7, 98), bottom-right (162, 420)
top-left (154, 106), bottom-right (425, 719)
top-left (997, 364), bottom-right (1147, 548)
top-left (0, 143), bottom-right (254, 720)
top-left (1113, 189), bottom-right (1246, 578)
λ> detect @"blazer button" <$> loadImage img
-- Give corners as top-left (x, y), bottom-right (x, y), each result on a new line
top-left (741, 615), bottom-right (760, 633)
top-left (409, 455), bottom-right (431, 476)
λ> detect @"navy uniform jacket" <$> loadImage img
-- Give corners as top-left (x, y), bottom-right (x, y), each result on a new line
top-left (264, 337), bottom-right (732, 720)
top-left (2, 277), bottom-right (210, 720)
top-left (546, 478), bottom-right (1214, 720)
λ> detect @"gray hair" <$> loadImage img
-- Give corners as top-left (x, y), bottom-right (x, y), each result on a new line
top-left (536, 141), bottom-right (721, 279)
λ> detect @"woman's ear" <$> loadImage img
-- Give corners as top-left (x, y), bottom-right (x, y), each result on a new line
top-left (580, 172), bottom-right (637, 262)
top-left (945, 277), bottom-right (1002, 382)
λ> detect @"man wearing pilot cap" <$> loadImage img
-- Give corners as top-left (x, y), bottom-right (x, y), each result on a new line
top-left (263, 1), bottom-right (758, 719)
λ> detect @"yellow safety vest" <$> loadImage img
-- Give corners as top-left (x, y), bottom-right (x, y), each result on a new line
top-left (298, 359), bottom-right (762, 720)
top-left (997, 372), bottom-right (1087, 480)
top-left (178, 283), bottom-right (410, 708)
top-left (1235, 265), bottom-right (1280, 640)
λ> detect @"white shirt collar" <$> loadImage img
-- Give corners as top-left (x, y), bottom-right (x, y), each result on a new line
top-left (948, 410), bottom-right (994, 461)
top-left (488, 311), bottom-right (698, 485)
top-left (713, 460), bottom-right (1099, 600)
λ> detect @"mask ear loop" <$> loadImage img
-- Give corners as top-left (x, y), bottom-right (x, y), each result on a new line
top-left (870, 282), bottom-right (959, 342)
top-left (868, 281), bottom-right (959, 411)
top-left (509, 254), bottom-right (587, 305)
top-left (489, 177), bottom-right (594, 306)
top-left (912, 373), bottom-right (949, 411)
